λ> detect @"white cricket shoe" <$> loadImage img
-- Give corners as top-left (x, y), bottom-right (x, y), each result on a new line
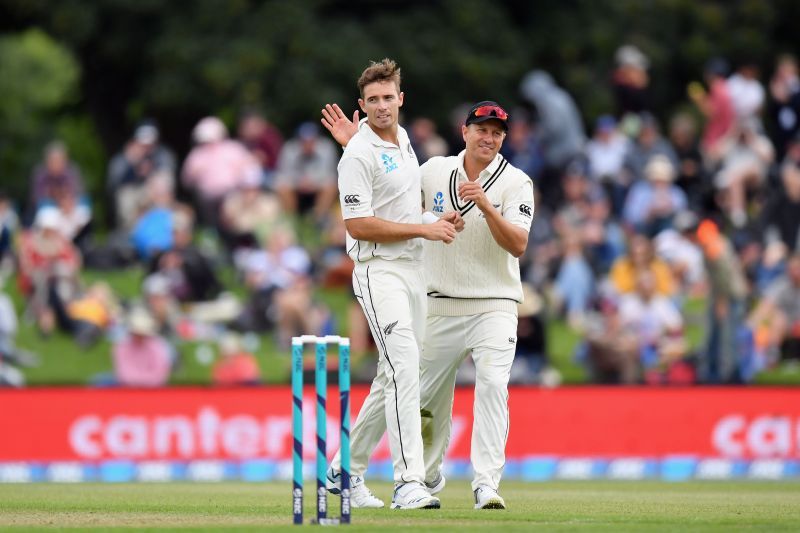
top-left (326, 467), bottom-right (384, 508)
top-left (424, 473), bottom-right (446, 495)
top-left (473, 485), bottom-right (506, 509)
top-left (391, 482), bottom-right (441, 509)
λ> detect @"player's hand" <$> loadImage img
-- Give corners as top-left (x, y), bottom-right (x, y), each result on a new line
top-left (442, 211), bottom-right (465, 232)
top-left (321, 104), bottom-right (359, 147)
top-left (424, 219), bottom-right (456, 244)
top-left (458, 181), bottom-right (491, 211)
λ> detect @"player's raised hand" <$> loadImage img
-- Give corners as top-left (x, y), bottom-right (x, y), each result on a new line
top-left (458, 181), bottom-right (491, 211)
top-left (442, 211), bottom-right (465, 232)
top-left (424, 219), bottom-right (457, 244)
top-left (321, 104), bottom-right (359, 147)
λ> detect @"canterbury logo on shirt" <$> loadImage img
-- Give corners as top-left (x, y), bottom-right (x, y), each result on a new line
top-left (344, 194), bottom-right (361, 205)
top-left (519, 204), bottom-right (532, 217)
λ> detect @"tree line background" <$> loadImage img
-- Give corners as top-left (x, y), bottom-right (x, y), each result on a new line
top-left (1, 0), bottom-right (799, 219)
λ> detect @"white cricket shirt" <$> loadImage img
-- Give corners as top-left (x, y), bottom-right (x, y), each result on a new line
top-left (421, 151), bottom-right (534, 316)
top-left (338, 118), bottom-right (423, 264)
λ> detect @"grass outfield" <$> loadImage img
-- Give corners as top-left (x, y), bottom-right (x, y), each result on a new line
top-left (0, 481), bottom-right (798, 531)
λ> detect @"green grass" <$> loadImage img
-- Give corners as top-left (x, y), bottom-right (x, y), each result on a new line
top-left (0, 481), bottom-right (798, 531)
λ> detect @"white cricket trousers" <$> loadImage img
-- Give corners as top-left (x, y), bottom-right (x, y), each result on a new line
top-left (331, 259), bottom-right (427, 484)
top-left (421, 311), bottom-right (517, 491)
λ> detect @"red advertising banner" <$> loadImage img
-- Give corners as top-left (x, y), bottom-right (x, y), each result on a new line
top-left (2, 387), bottom-right (799, 461)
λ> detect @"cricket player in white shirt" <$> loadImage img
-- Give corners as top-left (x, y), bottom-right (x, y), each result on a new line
top-left (323, 100), bottom-right (533, 510)
top-left (330, 58), bottom-right (460, 510)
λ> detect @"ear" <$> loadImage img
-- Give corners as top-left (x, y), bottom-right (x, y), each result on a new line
top-left (398, 91), bottom-right (404, 108)
top-left (358, 98), bottom-right (366, 113)
top-left (462, 124), bottom-right (469, 142)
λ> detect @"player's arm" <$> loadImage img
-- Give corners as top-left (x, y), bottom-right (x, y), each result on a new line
top-left (340, 155), bottom-right (456, 244)
top-left (458, 180), bottom-right (529, 257)
top-left (346, 216), bottom-right (456, 243)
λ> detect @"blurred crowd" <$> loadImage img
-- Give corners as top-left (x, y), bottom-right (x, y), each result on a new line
top-left (2, 46), bottom-right (800, 387)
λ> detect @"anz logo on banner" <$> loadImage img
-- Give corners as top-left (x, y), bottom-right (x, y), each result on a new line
top-left (433, 191), bottom-right (445, 213)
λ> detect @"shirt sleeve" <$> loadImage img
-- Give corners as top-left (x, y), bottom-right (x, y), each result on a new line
top-left (338, 154), bottom-right (374, 219)
top-left (502, 176), bottom-right (535, 231)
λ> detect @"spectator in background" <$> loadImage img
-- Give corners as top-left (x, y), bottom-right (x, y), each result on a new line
top-left (689, 58), bottom-right (736, 156)
top-left (623, 113), bottom-right (679, 185)
top-left (54, 281), bottom-right (120, 348)
top-left (692, 219), bottom-right (749, 383)
top-left (237, 110), bottom-right (284, 189)
top-left (582, 292), bottom-right (639, 384)
top-left (148, 211), bottom-right (221, 303)
top-left (623, 155), bottom-right (688, 236)
top-left (618, 270), bottom-right (689, 384)
top-left (710, 118), bottom-right (775, 228)
top-left (758, 134), bottom-right (800, 253)
top-left (520, 70), bottom-right (586, 204)
top-left (218, 170), bottom-right (283, 252)
top-left (585, 114), bottom-right (630, 214)
top-left (212, 333), bottom-right (261, 386)
top-left (106, 121), bottom-right (177, 230)
top-left (612, 44), bottom-right (651, 117)
top-left (130, 170), bottom-right (190, 261)
top-left (44, 182), bottom-right (92, 253)
top-left (182, 116), bottom-right (262, 227)
top-left (608, 232), bottom-right (675, 298)
top-left (748, 253), bottom-right (800, 363)
top-left (668, 113), bottom-right (707, 208)
top-left (654, 210), bottom-right (705, 299)
top-left (17, 207), bottom-right (82, 335)
top-left (409, 117), bottom-right (448, 164)
top-left (274, 122), bottom-right (339, 225)
top-left (141, 273), bottom-right (181, 338)
top-left (29, 141), bottom-right (85, 219)
top-left (501, 112), bottom-right (544, 184)
top-left (768, 54), bottom-right (800, 159)
top-left (510, 283), bottom-right (549, 384)
top-left (727, 60), bottom-right (765, 122)
top-left (112, 306), bottom-right (172, 387)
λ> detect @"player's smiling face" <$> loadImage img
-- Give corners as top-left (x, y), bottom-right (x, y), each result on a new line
top-left (359, 81), bottom-right (403, 131)
top-left (463, 121), bottom-right (506, 165)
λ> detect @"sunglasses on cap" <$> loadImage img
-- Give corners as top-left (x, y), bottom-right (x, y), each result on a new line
top-left (472, 104), bottom-right (509, 121)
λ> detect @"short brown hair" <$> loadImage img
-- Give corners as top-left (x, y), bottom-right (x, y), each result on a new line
top-left (357, 58), bottom-right (401, 97)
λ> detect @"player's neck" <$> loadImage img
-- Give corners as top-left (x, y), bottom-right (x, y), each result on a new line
top-left (463, 153), bottom-right (491, 182)
top-left (368, 121), bottom-right (400, 146)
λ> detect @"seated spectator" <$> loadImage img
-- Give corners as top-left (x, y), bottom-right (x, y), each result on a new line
top-left (142, 273), bottom-right (181, 338)
top-left (510, 283), bottom-right (555, 385)
top-left (622, 113), bottom-right (679, 185)
top-left (148, 211), bottom-right (222, 303)
top-left (768, 54), bottom-right (800, 159)
top-left (212, 333), bottom-right (261, 386)
top-left (668, 113), bottom-right (707, 207)
top-left (182, 116), bottom-right (262, 227)
top-left (710, 118), bottom-right (775, 228)
top-left (748, 253), bottom-right (800, 363)
top-left (727, 60), bottom-right (765, 123)
top-left (237, 110), bottom-right (284, 189)
top-left (609, 232), bottom-right (675, 298)
top-left (612, 44), bottom-right (651, 116)
top-left (552, 230), bottom-right (594, 328)
top-left (274, 122), bottom-right (339, 225)
top-left (581, 293), bottom-right (640, 384)
top-left (107, 122), bottom-right (177, 230)
top-left (654, 211), bottom-right (705, 298)
top-left (585, 114), bottom-right (630, 215)
top-left (51, 281), bottom-right (120, 348)
top-left (43, 182), bottom-right (92, 253)
top-left (112, 306), bottom-right (172, 387)
top-left (623, 155), bottom-right (688, 236)
top-left (17, 207), bottom-right (82, 335)
top-left (218, 170), bottom-right (283, 252)
top-left (130, 171), bottom-right (192, 261)
top-left (757, 133), bottom-right (800, 252)
top-left (618, 271), bottom-right (690, 384)
top-left (28, 141), bottom-right (85, 221)
top-left (409, 117), bottom-right (449, 164)
top-left (689, 58), bottom-right (736, 156)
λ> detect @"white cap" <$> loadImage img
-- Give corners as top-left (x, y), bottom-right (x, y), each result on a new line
top-left (34, 206), bottom-right (61, 231)
top-left (193, 117), bottom-right (228, 144)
